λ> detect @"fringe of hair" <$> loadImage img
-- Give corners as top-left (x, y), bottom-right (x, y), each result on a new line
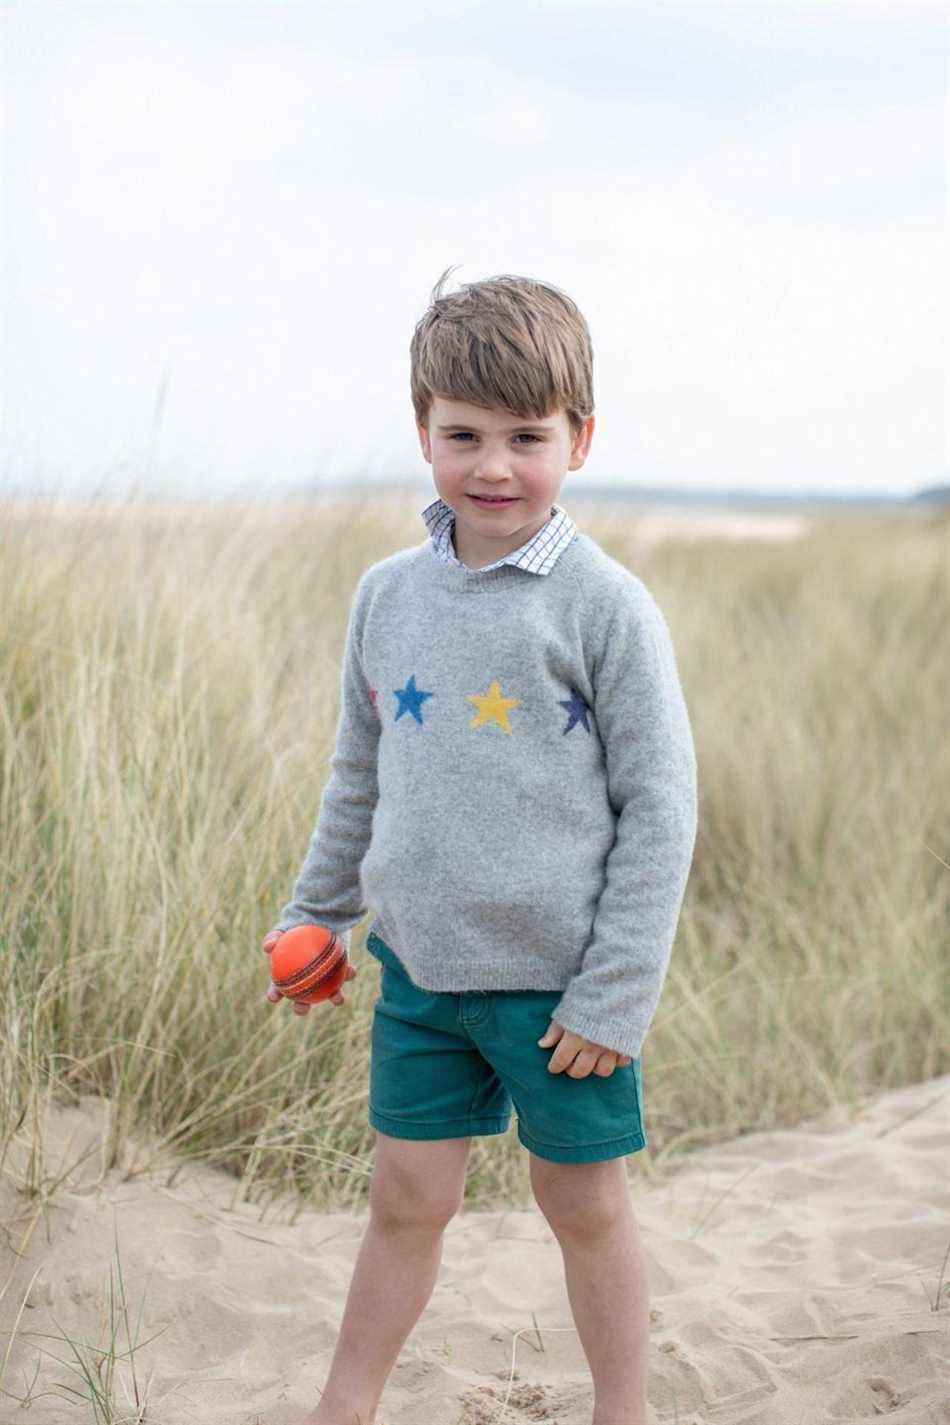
top-left (410, 267), bottom-right (594, 435)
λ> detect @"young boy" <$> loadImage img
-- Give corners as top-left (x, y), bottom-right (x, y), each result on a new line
top-left (263, 270), bottom-right (697, 1425)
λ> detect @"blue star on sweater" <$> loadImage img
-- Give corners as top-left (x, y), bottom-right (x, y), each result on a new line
top-left (394, 673), bottom-right (434, 724)
top-left (558, 687), bottom-right (593, 734)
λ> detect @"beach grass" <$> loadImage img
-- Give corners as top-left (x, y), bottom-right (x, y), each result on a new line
top-left (1, 490), bottom-right (948, 1214)
top-left (0, 1221), bottom-right (158, 1421)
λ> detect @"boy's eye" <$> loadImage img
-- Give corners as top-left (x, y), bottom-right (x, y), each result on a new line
top-left (447, 432), bottom-right (541, 444)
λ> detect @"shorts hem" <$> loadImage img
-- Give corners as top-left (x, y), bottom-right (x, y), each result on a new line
top-left (369, 1108), bottom-right (511, 1140)
top-left (517, 1126), bottom-right (647, 1163)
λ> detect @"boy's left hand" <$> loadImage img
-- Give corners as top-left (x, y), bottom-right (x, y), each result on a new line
top-left (538, 1021), bottom-right (632, 1076)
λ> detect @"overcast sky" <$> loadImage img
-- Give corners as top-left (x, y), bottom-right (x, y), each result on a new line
top-left (3, 0), bottom-right (947, 499)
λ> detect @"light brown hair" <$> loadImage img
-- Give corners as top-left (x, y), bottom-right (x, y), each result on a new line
top-left (410, 267), bottom-right (594, 437)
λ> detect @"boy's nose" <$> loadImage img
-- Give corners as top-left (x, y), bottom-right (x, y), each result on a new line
top-left (474, 453), bottom-right (510, 480)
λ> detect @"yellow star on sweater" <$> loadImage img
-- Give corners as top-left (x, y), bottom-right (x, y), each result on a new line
top-left (466, 679), bottom-right (522, 733)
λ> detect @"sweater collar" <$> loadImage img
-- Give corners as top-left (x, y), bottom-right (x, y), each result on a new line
top-left (420, 497), bottom-right (577, 576)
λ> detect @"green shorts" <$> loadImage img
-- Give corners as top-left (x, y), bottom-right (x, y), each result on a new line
top-left (366, 929), bottom-right (646, 1164)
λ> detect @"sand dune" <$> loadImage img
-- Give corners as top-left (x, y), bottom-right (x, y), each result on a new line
top-left (570, 507), bottom-right (810, 549)
top-left (2, 1076), bottom-right (948, 1424)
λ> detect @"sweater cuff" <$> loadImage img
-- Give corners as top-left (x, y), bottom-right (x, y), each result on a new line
top-left (546, 1001), bottom-right (647, 1062)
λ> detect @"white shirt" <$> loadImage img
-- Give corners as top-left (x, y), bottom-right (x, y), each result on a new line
top-left (421, 497), bottom-right (577, 576)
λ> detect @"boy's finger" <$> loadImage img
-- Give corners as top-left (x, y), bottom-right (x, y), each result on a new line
top-left (266, 962), bottom-right (354, 1010)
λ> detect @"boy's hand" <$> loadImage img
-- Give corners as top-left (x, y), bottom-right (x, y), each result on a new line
top-left (261, 929), bottom-right (358, 1016)
top-left (538, 1020), bottom-right (632, 1077)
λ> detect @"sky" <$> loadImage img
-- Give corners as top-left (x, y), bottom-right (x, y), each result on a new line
top-left (2, 0), bottom-right (947, 500)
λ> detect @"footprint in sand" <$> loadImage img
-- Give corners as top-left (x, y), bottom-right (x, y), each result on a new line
top-left (458, 1380), bottom-right (563, 1422)
top-left (867, 1376), bottom-right (903, 1412)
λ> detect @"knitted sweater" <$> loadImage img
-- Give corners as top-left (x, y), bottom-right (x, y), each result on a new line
top-left (274, 503), bottom-right (698, 1060)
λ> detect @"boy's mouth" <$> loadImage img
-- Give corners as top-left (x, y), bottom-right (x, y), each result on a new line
top-left (468, 495), bottom-right (518, 506)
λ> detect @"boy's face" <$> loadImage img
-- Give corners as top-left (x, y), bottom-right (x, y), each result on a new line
top-left (417, 395), bottom-right (595, 570)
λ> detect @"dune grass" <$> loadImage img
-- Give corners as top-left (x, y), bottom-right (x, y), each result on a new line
top-left (0, 1208), bottom-right (159, 1422)
top-left (1, 491), bottom-right (947, 1215)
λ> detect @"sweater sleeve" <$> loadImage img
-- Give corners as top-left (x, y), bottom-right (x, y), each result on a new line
top-left (549, 588), bottom-right (697, 1060)
top-left (272, 573), bottom-right (381, 944)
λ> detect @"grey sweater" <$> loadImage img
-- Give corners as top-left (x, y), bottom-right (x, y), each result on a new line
top-left (274, 513), bottom-right (697, 1059)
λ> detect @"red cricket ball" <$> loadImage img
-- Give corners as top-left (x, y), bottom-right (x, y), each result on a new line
top-left (270, 924), bottom-right (348, 1005)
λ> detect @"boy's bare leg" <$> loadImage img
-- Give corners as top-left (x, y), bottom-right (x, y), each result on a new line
top-left (303, 1134), bottom-right (470, 1425)
top-left (531, 1155), bottom-right (651, 1425)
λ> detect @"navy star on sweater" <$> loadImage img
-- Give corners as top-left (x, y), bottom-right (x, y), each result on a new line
top-left (559, 688), bottom-right (593, 734)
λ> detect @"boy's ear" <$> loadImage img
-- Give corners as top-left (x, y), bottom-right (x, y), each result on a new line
top-left (568, 414), bottom-right (595, 471)
top-left (417, 420), bottom-right (433, 463)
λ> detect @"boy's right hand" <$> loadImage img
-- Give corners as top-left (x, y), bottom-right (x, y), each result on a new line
top-left (261, 928), bottom-right (358, 1016)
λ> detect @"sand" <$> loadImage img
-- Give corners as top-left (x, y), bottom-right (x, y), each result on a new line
top-left (1, 1076), bottom-right (948, 1425)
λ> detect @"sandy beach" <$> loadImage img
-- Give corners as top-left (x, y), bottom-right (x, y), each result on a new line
top-left (2, 1075), bottom-right (947, 1425)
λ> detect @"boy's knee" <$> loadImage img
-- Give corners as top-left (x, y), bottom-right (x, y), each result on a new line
top-left (370, 1132), bottom-right (470, 1230)
top-left (530, 1153), bottom-right (632, 1235)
